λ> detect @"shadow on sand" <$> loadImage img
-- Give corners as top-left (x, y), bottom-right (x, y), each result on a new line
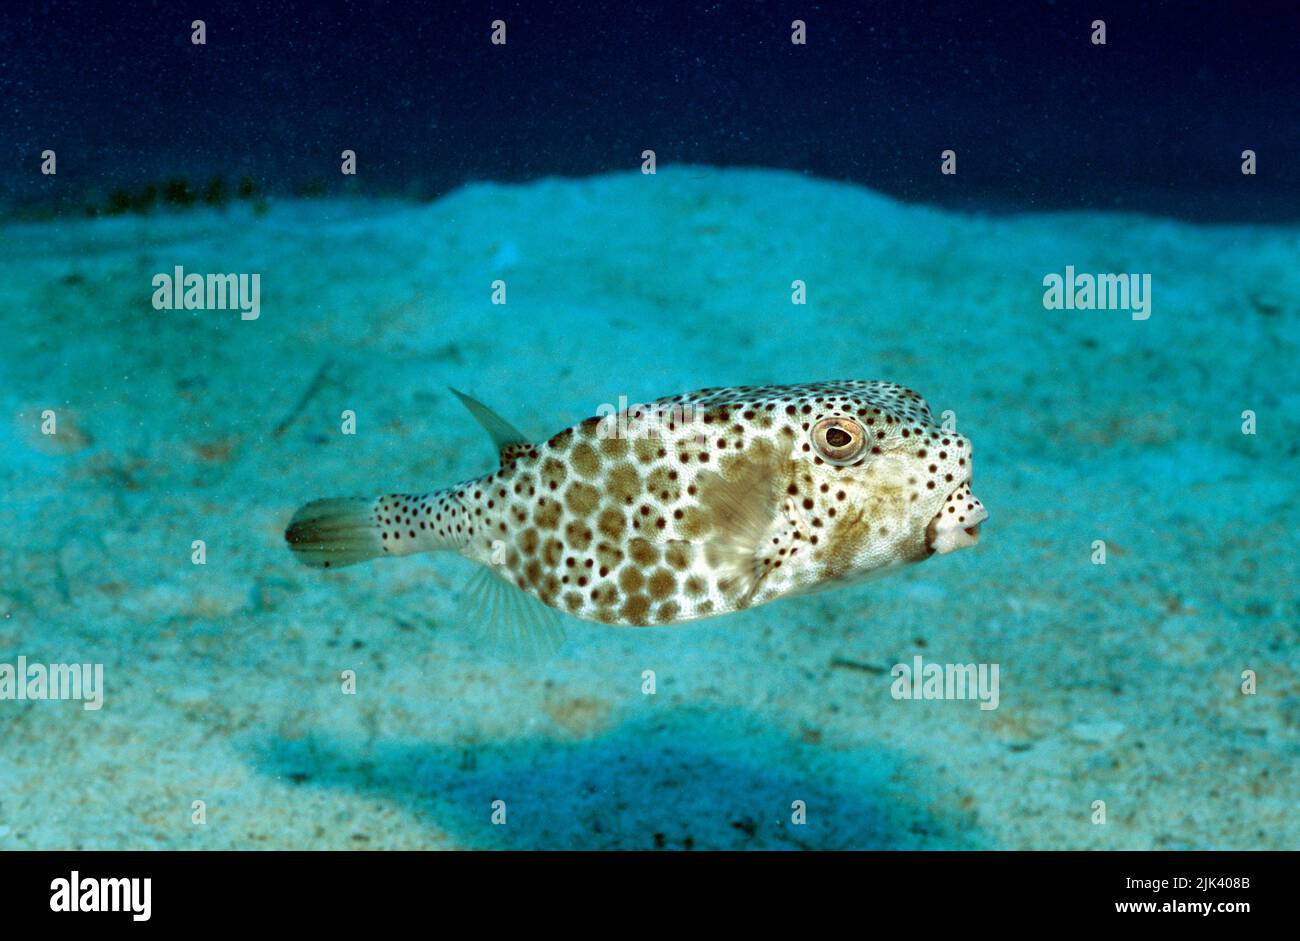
top-left (246, 708), bottom-right (988, 849)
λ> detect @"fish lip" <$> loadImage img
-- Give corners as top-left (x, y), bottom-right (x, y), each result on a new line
top-left (924, 481), bottom-right (986, 555)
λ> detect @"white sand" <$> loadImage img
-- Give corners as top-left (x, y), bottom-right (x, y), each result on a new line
top-left (1, 168), bottom-right (1295, 849)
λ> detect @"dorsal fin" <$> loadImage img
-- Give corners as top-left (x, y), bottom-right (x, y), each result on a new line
top-left (450, 388), bottom-right (531, 465)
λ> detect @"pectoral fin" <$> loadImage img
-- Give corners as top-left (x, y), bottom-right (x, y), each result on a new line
top-left (696, 442), bottom-right (802, 606)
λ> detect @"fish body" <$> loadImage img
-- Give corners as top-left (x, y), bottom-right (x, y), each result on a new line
top-left (286, 381), bottom-right (987, 642)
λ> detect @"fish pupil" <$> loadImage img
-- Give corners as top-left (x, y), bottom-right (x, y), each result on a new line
top-left (826, 427), bottom-right (852, 447)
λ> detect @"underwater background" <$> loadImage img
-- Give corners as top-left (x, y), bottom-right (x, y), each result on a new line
top-left (1, 1), bottom-right (1297, 850)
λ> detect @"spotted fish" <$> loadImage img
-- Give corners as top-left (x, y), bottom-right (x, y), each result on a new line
top-left (285, 381), bottom-right (987, 653)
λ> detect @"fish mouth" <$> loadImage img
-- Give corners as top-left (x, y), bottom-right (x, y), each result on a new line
top-left (925, 482), bottom-right (988, 556)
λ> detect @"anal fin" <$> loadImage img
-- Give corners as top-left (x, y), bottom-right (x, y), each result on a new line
top-left (462, 565), bottom-right (567, 661)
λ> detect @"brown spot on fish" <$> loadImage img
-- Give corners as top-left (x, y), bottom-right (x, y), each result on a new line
top-left (564, 481), bottom-right (600, 515)
top-left (571, 442), bottom-right (600, 477)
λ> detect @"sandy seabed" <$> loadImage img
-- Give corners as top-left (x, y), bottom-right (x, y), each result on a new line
top-left (1, 168), bottom-right (1296, 849)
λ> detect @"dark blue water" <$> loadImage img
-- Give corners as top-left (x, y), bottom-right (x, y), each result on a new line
top-left (3, 0), bottom-right (1297, 220)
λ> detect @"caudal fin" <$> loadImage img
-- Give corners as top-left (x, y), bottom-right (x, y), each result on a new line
top-left (284, 497), bottom-right (384, 569)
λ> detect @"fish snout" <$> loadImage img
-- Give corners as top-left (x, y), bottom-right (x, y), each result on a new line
top-left (925, 481), bottom-right (988, 555)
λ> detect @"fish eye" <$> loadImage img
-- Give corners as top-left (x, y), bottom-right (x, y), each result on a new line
top-left (811, 417), bottom-right (867, 464)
